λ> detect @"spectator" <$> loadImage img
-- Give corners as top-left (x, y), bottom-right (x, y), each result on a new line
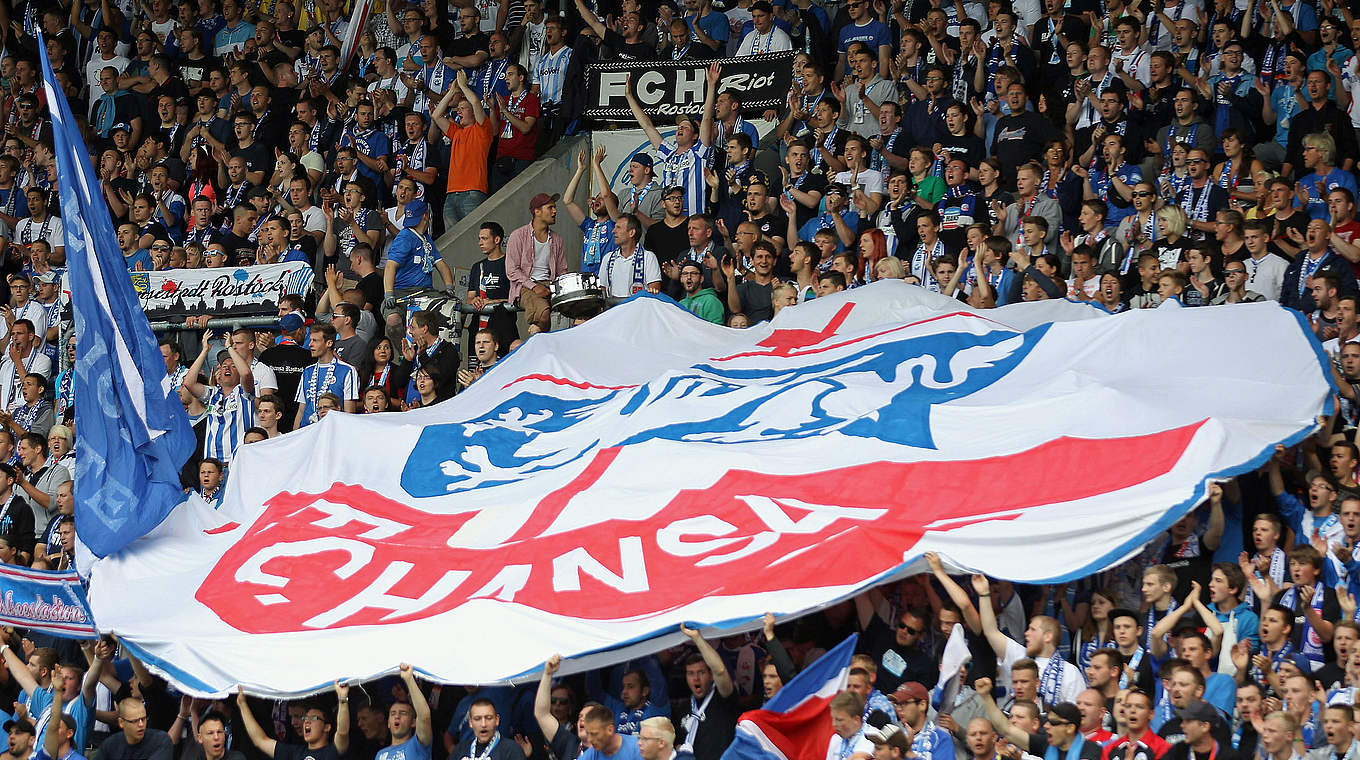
top-left (506, 193), bottom-right (567, 334)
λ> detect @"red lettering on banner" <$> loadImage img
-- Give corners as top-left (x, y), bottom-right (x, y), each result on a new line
top-left (195, 422), bottom-right (1204, 633)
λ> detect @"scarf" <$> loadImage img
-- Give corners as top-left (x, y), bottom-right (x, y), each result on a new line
top-left (1045, 735), bottom-right (1087, 760)
top-left (95, 90), bottom-right (128, 136)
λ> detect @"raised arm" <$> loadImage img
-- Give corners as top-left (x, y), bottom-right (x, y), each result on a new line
top-left (534, 655), bottom-right (563, 741)
top-left (926, 552), bottom-right (981, 632)
top-left (236, 689), bottom-right (278, 757)
top-left (1204, 483), bottom-right (1226, 552)
top-left (44, 675), bottom-right (63, 759)
top-left (574, 0), bottom-right (608, 38)
top-left (0, 641), bottom-right (38, 697)
top-left (699, 62), bottom-right (720, 148)
top-left (1149, 583), bottom-right (1200, 658)
top-left (563, 147), bottom-right (590, 225)
top-left (681, 624), bottom-right (734, 698)
top-left (973, 677), bottom-right (1029, 746)
top-left (401, 664), bottom-right (433, 747)
top-left (970, 574), bottom-right (1011, 657)
top-left (624, 76), bottom-right (664, 150)
top-left (335, 681), bottom-right (352, 756)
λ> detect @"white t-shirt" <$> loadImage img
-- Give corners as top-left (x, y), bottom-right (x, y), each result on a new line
top-left (1001, 638), bottom-right (1087, 704)
top-left (368, 75), bottom-right (411, 104)
top-left (1244, 252), bottom-right (1288, 302)
top-left (299, 204), bottom-right (327, 235)
top-left (1111, 45), bottom-right (1153, 86)
top-left (250, 358), bottom-right (279, 394)
top-left (530, 235), bottom-right (552, 281)
top-left (834, 169), bottom-right (885, 200)
top-left (599, 246), bottom-right (661, 297)
top-left (15, 216), bottom-right (63, 252)
top-left (825, 732), bottom-right (874, 760)
top-left (0, 350), bottom-right (53, 412)
top-left (736, 26), bottom-right (793, 56)
top-left (84, 54), bottom-right (130, 118)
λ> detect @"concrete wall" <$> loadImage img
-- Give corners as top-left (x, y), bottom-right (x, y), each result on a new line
top-left (434, 133), bottom-right (589, 289)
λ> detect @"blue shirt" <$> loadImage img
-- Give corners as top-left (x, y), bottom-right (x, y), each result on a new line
top-left (295, 360), bottom-right (359, 425)
top-left (339, 128), bottom-right (393, 185)
top-left (376, 734), bottom-right (432, 760)
top-left (687, 11), bottom-right (729, 43)
top-left (124, 249), bottom-right (153, 271)
top-left (580, 734), bottom-right (643, 760)
top-left (837, 19), bottom-right (891, 54)
top-left (580, 218), bottom-right (617, 275)
top-left (214, 20), bottom-right (255, 55)
top-left (798, 209), bottom-right (860, 250)
top-left (385, 228), bottom-right (438, 289)
top-left (1208, 601), bottom-right (1260, 650)
top-left (1298, 167), bottom-right (1358, 221)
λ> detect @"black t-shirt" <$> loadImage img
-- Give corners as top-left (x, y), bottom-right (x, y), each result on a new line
top-left (646, 219), bottom-right (690, 267)
top-left (735, 278), bottom-right (774, 323)
top-left (448, 32), bottom-right (490, 61)
top-left (355, 271), bottom-right (385, 319)
top-left (275, 742), bottom-right (342, 760)
top-left (467, 256), bottom-right (516, 351)
top-left (177, 53), bottom-right (219, 86)
top-left (1161, 536), bottom-right (1213, 601)
top-left (0, 492), bottom-right (34, 553)
top-left (1025, 733), bottom-right (1102, 760)
top-left (939, 134), bottom-right (987, 168)
top-left (1157, 717), bottom-right (1233, 748)
top-left (1272, 584), bottom-right (1341, 655)
top-left (259, 342), bottom-right (313, 429)
top-left (1161, 740), bottom-right (1240, 760)
top-left (992, 111), bottom-right (1056, 185)
top-left (603, 30), bottom-right (656, 59)
top-left (94, 729), bottom-right (174, 760)
top-left (231, 141), bottom-right (273, 176)
top-left (746, 211), bottom-right (789, 243)
top-left (218, 232), bottom-right (257, 265)
top-left (451, 738), bottom-right (520, 760)
top-left (673, 689), bottom-right (740, 760)
top-left (782, 170), bottom-right (828, 229)
top-left (861, 614), bottom-right (938, 692)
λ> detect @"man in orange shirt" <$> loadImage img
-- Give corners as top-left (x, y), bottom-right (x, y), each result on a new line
top-left (432, 70), bottom-right (495, 232)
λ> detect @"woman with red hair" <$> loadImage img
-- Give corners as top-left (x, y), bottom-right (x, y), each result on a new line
top-left (858, 228), bottom-right (889, 282)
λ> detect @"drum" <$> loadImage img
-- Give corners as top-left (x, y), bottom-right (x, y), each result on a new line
top-left (550, 272), bottom-right (605, 319)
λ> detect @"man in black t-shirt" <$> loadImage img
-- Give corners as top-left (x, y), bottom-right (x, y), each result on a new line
top-left (466, 222), bottom-right (517, 356)
top-left (992, 81), bottom-right (1057, 190)
top-left (674, 625), bottom-right (739, 760)
top-left (1161, 701), bottom-right (1239, 760)
top-left (237, 689), bottom-right (339, 760)
top-left (259, 314), bottom-right (313, 427)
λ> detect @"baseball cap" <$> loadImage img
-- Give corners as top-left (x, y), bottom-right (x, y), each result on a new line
top-left (824, 182), bottom-right (848, 196)
top-left (630, 153), bottom-right (654, 169)
top-left (1175, 700), bottom-right (1218, 724)
top-left (402, 199), bottom-right (428, 228)
top-left (35, 271), bottom-right (58, 285)
top-left (663, 185), bottom-right (685, 197)
top-left (110, 123), bottom-right (131, 134)
top-left (1047, 703), bottom-right (1082, 726)
top-left (1024, 266), bottom-right (1064, 299)
top-left (888, 682), bottom-right (928, 703)
top-left (279, 313), bottom-right (305, 333)
top-left (864, 722), bottom-right (911, 753)
top-left (529, 193), bottom-right (560, 213)
top-left (3, 719), bottom-right (33, 735)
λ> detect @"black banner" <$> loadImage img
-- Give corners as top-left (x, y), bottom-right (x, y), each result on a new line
top-left (585, 52), bottom-right (795, 120)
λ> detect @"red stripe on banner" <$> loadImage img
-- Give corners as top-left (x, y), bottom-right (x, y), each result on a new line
top-left (196, 421), bottom-right (1205, 633)
top-left (338, 0), bottom-right (374, 71)
top-left (501, 374), bottom-right (640, 392)
top-left (204, 522), bottom-right (241, 535)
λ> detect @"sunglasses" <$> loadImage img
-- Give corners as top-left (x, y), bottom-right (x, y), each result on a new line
top-left (1187, 158), bottom-right (1208, 164)
top-left (1132, 191), bottom-right (1155, 198)
top-left (897, 622), bottom-right (922, 634)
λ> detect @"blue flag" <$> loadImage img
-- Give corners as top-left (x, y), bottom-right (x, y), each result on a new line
top-left (37, 32), bottom-right (194, 557)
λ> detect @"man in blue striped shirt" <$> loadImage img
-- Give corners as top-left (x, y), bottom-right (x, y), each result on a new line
top-left (294, 323), bottom-right (361, 429)
top-left (624, 62), bottom-right (718, 216)
top-left (182, 330), bottom-right (255, 466)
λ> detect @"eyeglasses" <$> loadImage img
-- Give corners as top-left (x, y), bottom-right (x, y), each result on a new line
top-left (1187, 158), bottom-right (1208, 164)
top-left (1045, 720), bottom-right (1071, 728)
top-left (152, 244), bottom-right (171, 251)
top-left (302, 716), bottom-right (326, 723)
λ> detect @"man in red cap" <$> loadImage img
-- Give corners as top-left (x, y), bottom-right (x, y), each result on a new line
top-left (888, 683), bottom-right (955, 760)
top-left (506, 192), bottom-right (568, 333)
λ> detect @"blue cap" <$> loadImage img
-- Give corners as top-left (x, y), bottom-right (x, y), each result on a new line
top-left (279, 313), bottom-right (305, 332)
top-left (403, 199), bottom-right (428, 228)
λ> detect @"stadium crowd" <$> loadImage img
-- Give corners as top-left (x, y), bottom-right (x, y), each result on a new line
top-left (0, 2), bottom-right (1358, 760)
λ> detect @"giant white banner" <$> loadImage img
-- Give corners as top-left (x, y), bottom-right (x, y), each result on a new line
top-left (88, 284), bottom-right (1330, 697)
top-left (131, 262), bottom-right (314, 319)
